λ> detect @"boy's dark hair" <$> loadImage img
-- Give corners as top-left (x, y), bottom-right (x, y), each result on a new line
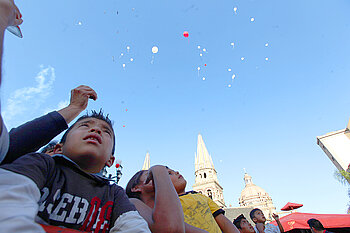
top-left (60, 110), bottom-right (115, 155)
top-left (249, 208), bottom-right (261, 222)
top-left (233, 214), bottom-right (245, 229)
top-left (307, 218), bottom-right (325, 230)
top-left (40, 140), bottom-right (58, 153)
top-left (125, 170), bottom-right (146, 200)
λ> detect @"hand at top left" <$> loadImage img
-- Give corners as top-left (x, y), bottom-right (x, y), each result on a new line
top-left (0, 0), bottom-right (23, 29)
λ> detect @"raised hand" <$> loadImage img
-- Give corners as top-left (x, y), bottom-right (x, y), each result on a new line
top-left (272, 213), bottom-right (279, 221)
top-left (57, 85), bottom-right (97, 124)
top-left (0, 0), bottom-right (23, 29)
top-left (69, 85), bottom-right (98, 111)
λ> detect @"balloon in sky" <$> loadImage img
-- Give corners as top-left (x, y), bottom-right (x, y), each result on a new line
top-left (265, 43), bottom-right (269, 47)
top-left (183, 31), bottom-right (189, 38)
top-left (233, 7), bottom-right (237, 14)
top-left (152, 46), bottom-right (159, 54)
top-left (250, 17), bottom-right (255, 22)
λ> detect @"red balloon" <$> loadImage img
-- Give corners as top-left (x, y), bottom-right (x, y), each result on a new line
top-left (183, 31), bottom-right (189, 38)
top-left (123, 125), bottom-right (125, 127)
top-left (116, 164), bottom-right (120, 168)
top-left (204, 64), bottom-right (207, 66)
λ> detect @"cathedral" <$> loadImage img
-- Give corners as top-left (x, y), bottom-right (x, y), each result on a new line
top-left (140, 133), bottom-right (277, 222)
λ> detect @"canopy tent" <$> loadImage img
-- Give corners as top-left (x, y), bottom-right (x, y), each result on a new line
top-left (270, 212), bottom-right (350, 232)
top-left (281, 202), bottom-right (303, 211)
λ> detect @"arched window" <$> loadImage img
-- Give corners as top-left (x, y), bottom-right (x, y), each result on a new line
top-left (207, 189), bottom-right (212, 199)
top-left (204, 173), bottom-right (207, 178)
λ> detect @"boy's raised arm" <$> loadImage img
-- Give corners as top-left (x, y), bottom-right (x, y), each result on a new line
top-left (0, 0), bottom-right (22, 162)
top-left (145, 165), bottom-right (185, 233)
top-left (2, 85), bottom-right (97, 164)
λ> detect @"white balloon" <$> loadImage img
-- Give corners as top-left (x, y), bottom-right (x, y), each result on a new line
top-left (265, 43), bottom-right (269, 47)
top-left (197, 45), bottom-right (201, 49)
top-left (265, 57), bottom-right (269, 61)
top-left (200, 53), bottom-right (203, 57)
top-left (152, 46), bottom-right (159, 54)
top-left (228, 84), bottom-right (232, 88)
top-left (228, 68), bottom-right (232, 72)
top-left (202, 77), bottom-right (206, 81)
top-left (250, 17), bottom-right (255, 22)
top-left (197, 67), bottom-right (201, 71)
top-left (126, 46), bottom-right (130, 50)
top-left (233, 7), bottom-right (237, 12)
top-left (241, 57), bottom-right (245, 61)
top-left (232, 74), bottom-right (236, 79)
top-left (122, 64), bottom-right (126, 68)
top-left (203, 48), bottom-right (207, 52)
top-left (130, 58), bottom-right (134, 62)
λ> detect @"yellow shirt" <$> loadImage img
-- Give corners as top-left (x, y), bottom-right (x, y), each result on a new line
top-left (179, 192), bottom-right (223, 233)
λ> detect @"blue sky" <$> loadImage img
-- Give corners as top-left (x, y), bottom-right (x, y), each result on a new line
top-left (2, 0), bottom-right (350, 214)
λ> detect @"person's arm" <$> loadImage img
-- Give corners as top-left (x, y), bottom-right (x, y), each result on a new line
top-left (130, 198), bottom-right (208, 233)
top-left (144, 165), bottom-right (185, 233)
top-left (0, 0), bottom-right (22, 161)
top-left (272, 213), bottom-right (284, 233)
top-left (2, 85), bottom-right (97, 164)
top-left (215, 214), bottom-right (240, 233)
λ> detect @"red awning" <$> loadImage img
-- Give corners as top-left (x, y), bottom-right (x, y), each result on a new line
top-left (281, 202), bottom-right (303, 211)
top-left (270, 212), bottom-right (350, 231)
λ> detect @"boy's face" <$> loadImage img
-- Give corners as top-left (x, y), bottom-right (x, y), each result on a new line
top-left (253, 210), bottom-right (266, 223)
top-left (56, 117), bottom-right (115, 173)
top-left (166, 168), bottom-right (187, 193)
top-left (239, 219), bottom-right (255, 233)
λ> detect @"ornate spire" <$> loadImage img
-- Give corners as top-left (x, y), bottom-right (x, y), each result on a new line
top-left (195, 134), bottom-right (215, 171)
top-left (142, 152), bottom-right (150, 170)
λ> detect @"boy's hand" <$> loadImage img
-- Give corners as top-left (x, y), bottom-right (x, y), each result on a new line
top-left (144, 165), bottom-right (165, 186)
top-left (69, 85), bottom-right (97, 110)
top-left (0, 0), bottom-right (22, 30)
top-left (57, 85), bottom-right (97, 125)
top-left (272, 213), bottom-right (279, 221)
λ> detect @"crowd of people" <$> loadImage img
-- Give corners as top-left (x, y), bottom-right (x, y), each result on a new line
top-left (0, 1), bottom-right (334, 233)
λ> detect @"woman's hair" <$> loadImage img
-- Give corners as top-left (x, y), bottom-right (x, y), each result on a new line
top-left (125, 170), bottom-right (146, 200)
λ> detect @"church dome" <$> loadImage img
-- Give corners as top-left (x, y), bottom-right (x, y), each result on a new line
top-left (239, 173), bottom-right (273, 207)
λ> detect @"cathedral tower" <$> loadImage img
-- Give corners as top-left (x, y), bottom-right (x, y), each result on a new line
top-left (193, 134), bottom-right (225, 207)
top-left (142, 152), bottom-right (150, 170)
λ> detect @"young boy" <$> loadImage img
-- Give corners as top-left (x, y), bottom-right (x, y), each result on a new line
top-left (126, 167), bottom-right (240, 233)
top-left (0, 110), bottom-right (150, 233)
top-left (249, 208), bottom-right (284, 233)
top-left (233, 214), bottom-right (255, 233)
